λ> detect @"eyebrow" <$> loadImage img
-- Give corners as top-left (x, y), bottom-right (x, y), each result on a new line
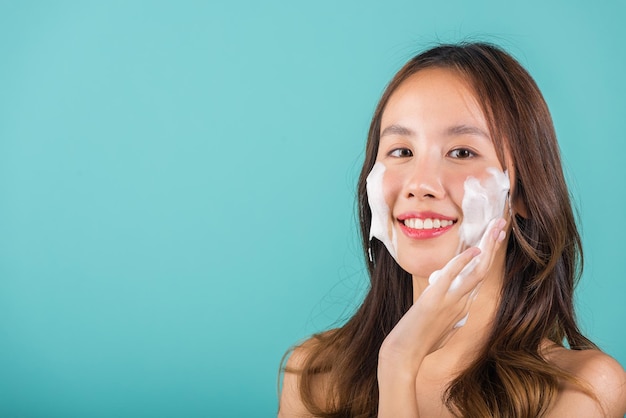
top-left (380, 123), bottom-right (490, 140)
top-left (380, 124), bottom-right (415, 138)
top-left (446, 124), bottom-right (490, 140)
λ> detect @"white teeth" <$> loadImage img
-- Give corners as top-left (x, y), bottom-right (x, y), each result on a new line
top-left (403, 218), bottom-right (423, 229)
top-left (403, 218), bottom-right (454, 230)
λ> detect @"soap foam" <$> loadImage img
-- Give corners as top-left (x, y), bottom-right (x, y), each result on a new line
top-left (457, 167), bottom-right (510, 252)
top-left (366, 162), bottom-right (398, 261)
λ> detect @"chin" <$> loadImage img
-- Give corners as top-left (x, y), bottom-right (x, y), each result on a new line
top-left (396, 256), bottom-right (449, 280)
top-left (394, 235), bottom-right (461, 279)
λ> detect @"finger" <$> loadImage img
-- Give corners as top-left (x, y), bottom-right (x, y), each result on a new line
top-left (477, 217), bottom-right (506, 254)
top-left (471, 217), bottom-right (507, 278)
top-left (454, 282), bottom-right (483, 328)
top-left (450, 218), bottom-right (506, 294)
top-left (428, 246), bottom-right (481, 288)
top-left (434, 328), bottom-right (461, 351)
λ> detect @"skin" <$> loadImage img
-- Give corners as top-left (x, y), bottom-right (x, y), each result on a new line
top-left (279, 68), bottom-right (626, 417)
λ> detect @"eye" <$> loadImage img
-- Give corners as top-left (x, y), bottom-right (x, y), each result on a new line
top-left (448, 148), bottom-right (476, 159)
top-left (388, 148), bottom-right (413, 158)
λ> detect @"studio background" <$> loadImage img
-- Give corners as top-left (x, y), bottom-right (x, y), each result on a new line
top-left (1, 1), bottom-right (624, 416)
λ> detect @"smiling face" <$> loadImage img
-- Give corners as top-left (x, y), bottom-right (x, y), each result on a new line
top-left (372, 67), bottom-right (510, 280)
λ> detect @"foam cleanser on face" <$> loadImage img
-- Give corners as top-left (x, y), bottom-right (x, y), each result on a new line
top-left (366, 162), bottom-right (398, 261)
top-left (457, 167), bottom-right (510, 252)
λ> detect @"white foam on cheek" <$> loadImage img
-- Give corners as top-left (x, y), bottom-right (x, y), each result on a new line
top-left (458, 167), bottom-right (510, 252)
top-left (366, 162), bottom-right (398, 261)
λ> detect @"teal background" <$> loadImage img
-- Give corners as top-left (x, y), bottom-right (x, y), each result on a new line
top-left (1, 1), bottom-right (624, 416)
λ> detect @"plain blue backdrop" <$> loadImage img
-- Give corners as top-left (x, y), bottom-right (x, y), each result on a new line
top-left (1, 1), bottom-right (624, 416)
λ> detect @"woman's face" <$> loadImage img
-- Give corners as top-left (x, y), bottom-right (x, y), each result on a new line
top-left (374, 67), bottom-right (510, 279)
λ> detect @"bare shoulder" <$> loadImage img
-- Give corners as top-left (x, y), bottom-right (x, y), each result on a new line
top-left (544, 343), bottom-right (626, 417)
top-left (283, 330), bottom-right (333, 371)
top-left (278, 332), bottom-right (334, 418)
top-left (278, 338), bottom-right (317, 417)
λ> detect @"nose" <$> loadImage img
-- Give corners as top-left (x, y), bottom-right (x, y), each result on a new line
top-left (404, 156), bottom-right (445, 200)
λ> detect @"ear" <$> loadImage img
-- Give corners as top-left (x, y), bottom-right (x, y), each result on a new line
top-left (510, 189), bottom-right (529, 219)
top-left (505, 164), bottom-right (529, 219)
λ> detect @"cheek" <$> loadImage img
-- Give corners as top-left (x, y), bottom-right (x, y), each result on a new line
top-left (447, 167), bottom-right (504, 208)
top-left (457, 167), bottom-right (511, 248)
top-left (381, 169), bottom-right (404, 211)
top-left (446, 172), bottom-right (471, 207)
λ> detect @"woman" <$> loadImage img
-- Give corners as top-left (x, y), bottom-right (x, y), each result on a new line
top-left (278, 42), bottom-right (626, 417)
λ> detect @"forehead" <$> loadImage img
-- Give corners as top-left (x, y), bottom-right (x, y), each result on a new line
top-left (381, 67), bottom-right (487, 132)
top-left (379, 67), bottom-right (512, 167)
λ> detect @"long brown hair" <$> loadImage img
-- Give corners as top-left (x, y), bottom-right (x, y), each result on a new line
top-left (283, 42), bottom-right (596, 417)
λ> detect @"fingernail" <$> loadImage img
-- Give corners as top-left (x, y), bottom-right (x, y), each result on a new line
top-left (492, 219), bottom-right (506, 239)
top-left (497, 230), bottom-right (506, 242)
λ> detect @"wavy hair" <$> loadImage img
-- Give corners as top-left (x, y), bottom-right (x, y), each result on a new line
top-left (283, 42), bottom-right (596, 417)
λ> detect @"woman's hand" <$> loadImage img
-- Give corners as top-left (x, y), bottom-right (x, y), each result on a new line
top-left (377, 218), bottom-right (507, 417)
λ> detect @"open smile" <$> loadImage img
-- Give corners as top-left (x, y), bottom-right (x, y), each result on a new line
top-left (397, 212), bottom-right (458, 239)
top-left (402, 218), bottom-right (455, 229)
